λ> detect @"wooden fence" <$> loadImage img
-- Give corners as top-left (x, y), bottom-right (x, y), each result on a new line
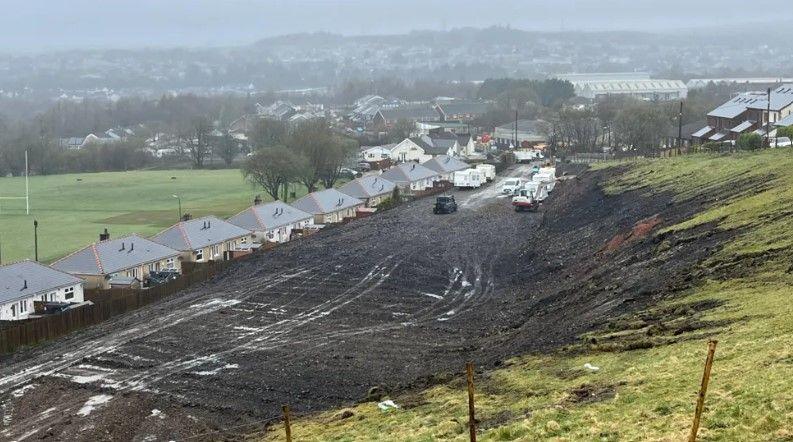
top-left (0, 257), bottom-right (252, 354)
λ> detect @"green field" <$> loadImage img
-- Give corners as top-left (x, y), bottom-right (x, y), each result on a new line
top-left (262, 150), bottom-right (793, 441)
top-left (0, 169), bottom-right (307, 263)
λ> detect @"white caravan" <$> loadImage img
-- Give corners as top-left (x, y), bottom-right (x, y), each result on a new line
top-left (453, 168), bottom-right (484, 189)
top-left (474, 164), bottom-right (496, 181)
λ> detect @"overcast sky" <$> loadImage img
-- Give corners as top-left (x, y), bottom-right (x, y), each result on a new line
top-left (0, 0), bottom-right (788, 53)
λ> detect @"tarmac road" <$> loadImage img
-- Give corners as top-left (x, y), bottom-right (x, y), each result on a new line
top-left (0, 165), bottom-right (546, 441)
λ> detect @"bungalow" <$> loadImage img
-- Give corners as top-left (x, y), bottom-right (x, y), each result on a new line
top-left (151, 216), bottom-right (252, 263)
top-left (0, 261), bottom-right (85, 321)
top-left (360, 144), bottom-right (395, 162)
top-left (52, 233), bottom-right (181, 289)
top-left (493, 120), bottom-right (548, 148)
top-left (228, 201), bottom-right (314, 244)
top-left (291, 188), bottom-right (365, 224)
top-left (380, 162), bottom-right (441, 193)
top-left (422, 155), bottom-right (470, 182)
top-left (339, 176), bottom-right (396, 207)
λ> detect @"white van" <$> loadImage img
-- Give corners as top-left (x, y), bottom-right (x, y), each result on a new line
top-left (500, 178), bottom-right (523, 194)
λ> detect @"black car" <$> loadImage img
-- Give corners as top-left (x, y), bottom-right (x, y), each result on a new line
top-left (433, 195), bottom-right (458, 214)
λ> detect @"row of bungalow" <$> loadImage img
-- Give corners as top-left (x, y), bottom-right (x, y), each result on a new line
top-left (0, 155), bottom-right (473, 321)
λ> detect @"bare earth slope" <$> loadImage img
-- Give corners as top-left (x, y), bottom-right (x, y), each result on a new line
top-left (0, 163), bottom-right (743, 441)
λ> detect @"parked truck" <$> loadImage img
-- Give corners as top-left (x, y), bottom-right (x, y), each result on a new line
top-left (475, 164), bottom-right (496, 182)
top-left (513, 149), bottom-right (544, 163)
top-left (454, 169), bottom-right (484, 189)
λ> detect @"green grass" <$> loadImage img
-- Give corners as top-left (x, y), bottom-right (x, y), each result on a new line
top-left (0, 169), bottom-right (309, 263)
top-left (263, 149), bottom-right (793, 441)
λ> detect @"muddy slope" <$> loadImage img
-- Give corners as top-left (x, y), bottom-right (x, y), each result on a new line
top-left (0, 165), bottom-right (738, 441)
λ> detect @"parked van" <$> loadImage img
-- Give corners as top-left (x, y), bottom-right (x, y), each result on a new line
top-left (500, 178), bottom-right (523, 194)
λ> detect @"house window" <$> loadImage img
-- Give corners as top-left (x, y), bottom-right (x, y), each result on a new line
top-left (148, 262), bottom-right (160, 272)
top-left (196, 249), bottom-right (204, 261)
top-left (212, 245), bottom-right (221, 257)
top-left (241, 236), bottom-right (247, 244)
top-left (64, 286), bottom-right (75, 300)
top-left (10, 304), bottom-right (16, 317)
top-left (128, 268), bottom-right (139, 278)
top-left (19, 300), bottom-right (27, 313)
top-left (166, 258), bottom-right (175, 269)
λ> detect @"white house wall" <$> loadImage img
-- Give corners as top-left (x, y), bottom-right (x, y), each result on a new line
top-left (0, 283), bottom-right (85, 321)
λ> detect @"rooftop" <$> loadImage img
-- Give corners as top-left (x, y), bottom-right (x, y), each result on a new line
top-left (228, 201), bottom-right (313, 231)
top-left (52, 234), bottom-right (179, 276)
top-left (422, 155), bottom-right (469, 174)
top-left (151, 216), bottom-right (251, 252)
top-left (338, 176), bottom-right (396, 199)
top-left (380, 162), bottom-right (440, 185)
top-left (0, 260), bottom-right (83, 304)
top-left (291, 188), bottom-right (364, 215)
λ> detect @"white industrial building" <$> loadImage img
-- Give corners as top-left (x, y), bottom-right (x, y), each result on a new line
top-left (554, 72), bottom-right (687, 101)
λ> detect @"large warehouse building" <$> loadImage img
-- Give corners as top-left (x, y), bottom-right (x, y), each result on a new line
top-left (554, 72), bottom-right (688, 101)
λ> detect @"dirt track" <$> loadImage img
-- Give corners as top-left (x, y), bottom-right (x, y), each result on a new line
top-left (0, 164), bottom-right (728, 441)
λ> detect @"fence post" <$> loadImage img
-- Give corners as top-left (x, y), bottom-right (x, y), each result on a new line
top-left (466, 362), bottom-right (476, 442)
top-left (688, 340), bottom-right (718, 442)
top-left (282, 404), bottom-right (292, 442)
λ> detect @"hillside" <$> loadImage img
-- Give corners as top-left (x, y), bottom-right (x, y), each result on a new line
top-left (260, 150), bottom-right (793, 441)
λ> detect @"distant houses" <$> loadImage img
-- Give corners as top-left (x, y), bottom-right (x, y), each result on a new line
top-left (693, 85), bottom-right (793, 143)
top-left (228, 201), bottom-right (314, 244)
top-left (339, 176), bottom-right (396, 207)
top-left (291, 188), bottom-right (365, 224)
top-left (0, 261), bottom-right (85, 321)
top-left (151, 216), bottom-right (252, 263)
top-left (380, 162), bottom-right (441, 193)
top-left (51, 234), bottom-right (181, 289)
top-left (493, 120), bottom-right (548, 149)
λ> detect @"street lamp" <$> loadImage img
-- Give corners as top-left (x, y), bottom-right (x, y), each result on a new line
top-left (33, 219), bottom-right (38, 262)
top-left (172, 194), bottom-right (182, 221)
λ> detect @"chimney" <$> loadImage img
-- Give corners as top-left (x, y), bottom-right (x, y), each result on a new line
top-left (119, 242), bottom-right (125, 251)
top-left (253, 194), bottom-right (262, 205)
top-left (130, 242), bottom-right (134, 252)
top-left (202, 221), bottom-right (207, 229)
top-left (207, 220), bottom-right (210, 228)
top-left (22, 279), bottom-right (27, 290)
top-left (99, 228), bottom-right (110, 242)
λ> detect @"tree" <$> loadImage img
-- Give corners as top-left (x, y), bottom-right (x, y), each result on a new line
top-left (388, 119), bottom-right (414, 142)
top-left (215, 132), bottom-right (239, 166)
top-left (776, 126), bottom-right (793, 140)
top-left (187, 116), bottom-right (212, 168)
top-left (613, 102), bottom-right (671, 154)
top-left (736, 132), bottom-right (762, 150)
top-left (557, 108), bottom-right (600, 154)
top-left (286, 119), bottom-right (352, 192)
top-left (250, 118), bottom-right (288, 149)
top-left (241, 146), bottom-right (306, 200)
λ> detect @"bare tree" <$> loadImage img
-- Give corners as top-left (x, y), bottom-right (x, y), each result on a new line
top-left (188, 116), bottom-right (212, 168)
top-left (241, 146), bottom-right (306, 200)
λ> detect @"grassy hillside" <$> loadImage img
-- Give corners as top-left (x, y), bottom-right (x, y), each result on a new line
top-left (262, 150), bottom-right (793, 441)
top-left (0, 169), bottom-right (309, 263)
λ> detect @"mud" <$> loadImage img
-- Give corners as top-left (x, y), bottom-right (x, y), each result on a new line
top-left (0, 163), bottom-right (743, 441)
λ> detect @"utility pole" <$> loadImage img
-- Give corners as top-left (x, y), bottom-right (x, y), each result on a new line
top-left (33, 220), bottom-right (39, 262)
top-left (172, 194), bottom-right (182, 221)
top-left (25, 150), bottom-right (30, 215)
top-left (514, 109), bottom-right (518, 149)
top-left (678, 101), bottom-right (684, 149)
top-left (766, 87), bottom-right (772, 147)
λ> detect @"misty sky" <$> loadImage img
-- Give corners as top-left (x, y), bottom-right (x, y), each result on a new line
top-left (0, 0), bottom-right (788, 53)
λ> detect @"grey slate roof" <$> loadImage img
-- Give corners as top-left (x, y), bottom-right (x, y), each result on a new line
top-left (152, 216), bottom-right (251, 252)
top-left (422, 155), bottom-right (470, 174)
top-left (339, 176), bottom-right (396, 199)
top-left (0, 260), bottom-right (83, 304)
top-left (52, 235), bottom-right (179, 276)
top-left (291, 188), bottom-right (364, 215)
top-left (380, 163), bottom-right (440, 185)
top-left (228, 201), bottom-right (313, 231)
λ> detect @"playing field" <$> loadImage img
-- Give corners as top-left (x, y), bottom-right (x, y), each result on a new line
top-left (0, 169), bottom-right (308, 263)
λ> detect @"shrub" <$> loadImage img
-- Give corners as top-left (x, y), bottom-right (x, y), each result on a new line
top-left (736, 133), bottom-right (763, 150)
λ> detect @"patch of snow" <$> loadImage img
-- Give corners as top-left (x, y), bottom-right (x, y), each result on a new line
top-left (150, 409), bottom-right (165, 419)
top-left (422, 293), bottom-right (443, 300)
top-left (445, 310), bottom-right (455, 316)
top-left (377, 400), bottom-right (400, 411)
top-left (189, 299), bottom-right (241, 309)
top-left (71, 374), bottom-right (107, 384)
top-left (232, 326), bottom-right (262, 332)
top-left (11, 384), bottom-right (35, 398)
top-left (77, 394), bottom-right (112, 417)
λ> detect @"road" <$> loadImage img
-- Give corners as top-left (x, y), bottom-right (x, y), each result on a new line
top-left (1, 165), bottom-right (548, 441)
